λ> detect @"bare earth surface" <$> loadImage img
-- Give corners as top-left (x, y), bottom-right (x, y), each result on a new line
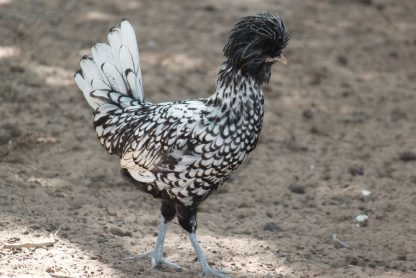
top-left (1, 0), bottom-right (416, 277)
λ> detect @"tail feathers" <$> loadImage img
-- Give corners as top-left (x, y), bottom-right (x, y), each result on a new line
top-left (74, 20), bottom-right (144, 110)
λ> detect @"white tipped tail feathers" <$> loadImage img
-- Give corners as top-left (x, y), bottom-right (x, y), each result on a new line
top-left (74, 20), bottom-right (144, 110)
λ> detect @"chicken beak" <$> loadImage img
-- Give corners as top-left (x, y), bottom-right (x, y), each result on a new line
top-left (265, 54), bottom-right (287, 65)
top-left (276, 54), bottom-right (287, 65)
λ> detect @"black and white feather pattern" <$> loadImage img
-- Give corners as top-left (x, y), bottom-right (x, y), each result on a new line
top-left (75, 20), bottom-right (265, 206)
top-left (75, 20), bottom-right (143, 109)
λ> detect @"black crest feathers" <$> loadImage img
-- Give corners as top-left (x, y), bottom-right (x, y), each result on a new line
top-left (223, 12), bottom-right (290, 84)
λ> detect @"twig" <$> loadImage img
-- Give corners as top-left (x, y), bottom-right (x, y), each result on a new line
top-left (4, 239), bottom-right (55, 249)
top-left (54, 224), bottom-right (64, 236)
top-left (332, 233), bottom-right (349, 248)
top-left (3, 224), bottom-right (64, 249)
top-left (49, 274), bottom-right (76, 278)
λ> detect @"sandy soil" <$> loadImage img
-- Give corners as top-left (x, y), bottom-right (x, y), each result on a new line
top-left (1, 0), bottom-right (416, 277)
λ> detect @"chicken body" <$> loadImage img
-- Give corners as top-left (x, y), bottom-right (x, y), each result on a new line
top-left (75, 13), bottom-right (288, 277)
top-left (95, 65), bottom-right (263, 207)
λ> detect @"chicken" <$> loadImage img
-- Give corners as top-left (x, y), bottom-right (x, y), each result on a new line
top-left (74, 12), bottom-right (289, 278)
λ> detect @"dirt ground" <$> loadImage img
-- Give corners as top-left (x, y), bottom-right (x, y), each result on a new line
top-left (1, 0), bottom-right (416, 277)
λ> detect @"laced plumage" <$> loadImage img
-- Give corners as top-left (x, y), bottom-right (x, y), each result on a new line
top-left (74, 12), bottom-right (289, 277)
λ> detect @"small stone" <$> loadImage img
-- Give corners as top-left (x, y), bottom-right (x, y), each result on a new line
top-left (355, 214), bottom-right (368, 222)
top-left (309, 126), bottom-right (322, 135)
top-left (345, 255), bottom-right (358, 266)
top-left (397, 254), bottom-right (407, 261)
top-left (375, 3), bottom-right (385, 10)
top-left (341, 90), bottom-right (351, 97)
top-left (337, 113), bottom-right (368, 124)
top-left (203, 5), bottom-right (217, 12)
top-left (7, 237), bottom-right (20, 243)
top-left (109, 226), bottom-right (125, 237)
top-left (361, 190), bottom-right (371, 197)
top-left (399, 151), bottom-right (416, 162)
top-left (389, 51), bottom-right (399, 58)
top-left (310, 67), bottom-right (328, 85)
top-left (91, 175), bottom-right (106, 183)
top-left (337, 55), bottom-right (348, 66)
top-left (302, 109), bottom-right (313, 119)
top-left (27, 224), bottom-right (41, 230)
top-left (96, 238), bottom-right (107, 243)
top-left (289, 183), bottom-right (305, 194)
top-left (349, 165), bottom-right (364, 176)
top-left (123, 231), bottom-right (132, 237)
top-left (355, 214), bottom-right (368, 225)
top-left (0, 124), bottom-right (21, 145)
top-left (263, 222), bottom-right (279, 232)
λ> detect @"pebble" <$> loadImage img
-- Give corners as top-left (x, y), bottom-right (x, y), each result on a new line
top-left (397, 254), bottom-right (407, 261)
top-left (289, 183), bottom-right (305, 194)
top-left (349, 165), bottom-right (364, 176)
top-left (302, 109), bottom-right (313, 119)
top-left (345, 255), bottom-right (358, 266)
top-left (0, 124), bottom-right (21, 145)
top-left (263, 222), bottom-right (279, 232)
top-left (355, 214), bottom-right (368, 222)
top-left (203, 5), bottom-right (217, 12)
top-left (399, 151), bottom-right (416, 162)
top-left (27, 224), bottom-right (41, 230)
top-left (337, 55), bottom-right (348, 66)
top-left (91, 175), bottom-right (106, 183)
top-left (361, 190), bottom-right (371, 196)
top-left (109, 226), bottom-right (132, 237)
top-left (337, 113), bottom-right (368, 124)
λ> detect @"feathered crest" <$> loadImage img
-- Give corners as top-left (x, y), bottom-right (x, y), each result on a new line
top-left (223, 12), bottom-right (289, 84)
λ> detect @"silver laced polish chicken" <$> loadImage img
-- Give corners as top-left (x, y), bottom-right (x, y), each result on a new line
top-left (74, 12), bottom-right (289, 278)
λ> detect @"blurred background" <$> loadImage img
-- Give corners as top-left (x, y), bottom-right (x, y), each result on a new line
top-left (0, 0), bottom-right (415, 277)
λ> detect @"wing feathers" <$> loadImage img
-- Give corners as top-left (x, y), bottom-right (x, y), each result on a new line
top-left (121, 151), bottom-right (156, 183)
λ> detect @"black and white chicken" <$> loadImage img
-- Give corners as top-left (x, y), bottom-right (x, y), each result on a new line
top-left (74, 12), bottom-right (289, 278)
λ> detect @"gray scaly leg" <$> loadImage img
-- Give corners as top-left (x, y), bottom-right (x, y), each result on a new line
top-left (125, 216), bottom-right (183, 271)
top-left (188, 232), bottom-right (229, 278)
